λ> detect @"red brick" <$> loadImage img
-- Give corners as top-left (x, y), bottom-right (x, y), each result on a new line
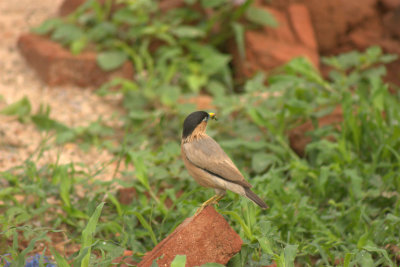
top-left (117, 187), bottom-right (137, 205)
top-left (59, 0), bottom-right (85, 16)
top-left (288, 4), bottom-right (318, 50)
top-left (138, 206), bottom-right (242, 267)
top-left (380, 0), bottom-right (400, 10)
top-left (178, 95), bottom-right (215, 110)
top-left (342, 0), bottom-right (378, 28)
top-left (17, 33), bottom-right (133, 87)
top-left (233, 4), bottom-right (319, 79)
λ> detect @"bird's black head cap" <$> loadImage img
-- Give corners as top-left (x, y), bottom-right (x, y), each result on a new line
top-left (182, 111), bottom-right (210, 139)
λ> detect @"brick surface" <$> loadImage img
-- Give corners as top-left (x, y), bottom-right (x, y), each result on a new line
top-left (17, 33), bottom-right (133, 87)
top-left (138, 206), bottom-right (242, 267)
top-left (233, 4), bottom-right (319, 79)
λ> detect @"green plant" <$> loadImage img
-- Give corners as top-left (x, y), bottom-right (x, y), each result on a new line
top-left (226, 47), bottom-right (399, 266)
top-left (33, 0), bottom-right (276, 98)
top-left (2, 47), bottom-right (399, 266)
top-left (0, 0), bottom-right (397, 263)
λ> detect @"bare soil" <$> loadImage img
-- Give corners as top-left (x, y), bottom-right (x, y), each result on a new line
top-left (0, 0), bottom-right (123, 179)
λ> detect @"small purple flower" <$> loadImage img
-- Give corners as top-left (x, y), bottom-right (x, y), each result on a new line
top-left (1, 253), bottom-right (56, 267)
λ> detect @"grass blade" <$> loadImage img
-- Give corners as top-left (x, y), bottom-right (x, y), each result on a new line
top-left (77, 202), bottom-right (105, 267)
top-left (133, 211), bottom-right (157, 246)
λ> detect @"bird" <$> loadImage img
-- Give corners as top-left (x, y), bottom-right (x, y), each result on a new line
top-left (181, 111), bottom-right (268, 215)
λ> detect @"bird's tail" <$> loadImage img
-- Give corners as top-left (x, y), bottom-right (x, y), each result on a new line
top-left (245, 188), bottom-right (268, 209)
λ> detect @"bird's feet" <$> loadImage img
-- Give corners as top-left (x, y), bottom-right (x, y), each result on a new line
top-left (194, 194), bottom-right (225, 216)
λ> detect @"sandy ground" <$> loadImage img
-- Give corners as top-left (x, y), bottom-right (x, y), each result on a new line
top-left (0, 0), bottom-right (122, 178)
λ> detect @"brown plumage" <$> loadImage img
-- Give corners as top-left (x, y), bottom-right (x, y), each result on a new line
top-left (181, 111), bottom-right (268, 214)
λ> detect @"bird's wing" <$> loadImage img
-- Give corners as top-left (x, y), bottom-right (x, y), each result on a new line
top-left (182, 136), bottom-right (252, 188)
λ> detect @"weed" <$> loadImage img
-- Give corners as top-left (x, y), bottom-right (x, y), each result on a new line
top-left (1, 0), bottom-right (399, 264)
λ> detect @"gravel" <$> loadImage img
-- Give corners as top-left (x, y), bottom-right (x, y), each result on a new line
top-left (0, 0), bottom-right (124, 180)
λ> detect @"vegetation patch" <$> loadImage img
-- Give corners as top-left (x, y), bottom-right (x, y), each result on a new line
top-left (1, 0), bottom-right (400, 266)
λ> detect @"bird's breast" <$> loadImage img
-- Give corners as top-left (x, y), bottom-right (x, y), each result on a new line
top-left (181, 146), bottom-right (217, 188)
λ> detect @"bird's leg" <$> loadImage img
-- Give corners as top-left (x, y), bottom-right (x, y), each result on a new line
top-left (195, 193), bottom-right (225, 216)
top-left (195, 195), bottom-right (218, 216)
top-left (213, 193), bottom-right (225, 204)
top-left (212, 190), bottom-right (226, 206)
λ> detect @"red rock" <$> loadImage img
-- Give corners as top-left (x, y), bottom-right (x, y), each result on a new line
top-left (138, 206), bottom-right (242, 267)
top-left (117, 187), bottom-right (137, 205)
top-left (288, 106), bottom-right (343, 157)
top-left (179, 95), bottom-right (215, 110)
top-left (342, 9), bottom-right (400, 87)
top-left (288, 4), bottom-right (318, 51)
top-left (299, 0), bottom-right (347, 53)
top-left (59, 0), bottom-right (85, 16)
top-left (265, 0), bottom-right (347, 53)
top-left (17, 33), bottom-right (134, 87)
top-left (234, 4), bottom-right (319, 78)
top-left (349, 30), bottom-right (379, 50)
top-left (261, 6), bottom-right (296, 43)
top-left (384, 6), bottom-right (400, 39)
top-left (380, 0), bottom-right (400, 10)
top-left (342, 0), bottom-right (378, 28)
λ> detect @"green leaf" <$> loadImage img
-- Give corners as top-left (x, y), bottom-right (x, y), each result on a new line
top-left (251, 152), bottom-right (277, 173)
top-left (232, 22), bottom-right (246, 60)
top-left (70, 37), bottom-right (88, 55)
top-left (59, 167), bottom-right (72, 208)
top-left (244, 72), bottom-right (266, 92)
top-left (187, 74), bottom-right (208, 92)
top-left (112, 8), bottom-right (142, 25)
top-left (79, 202), bottom-right (105, 267)
top-left (171, 26), bottom-right (205, 38)
top-left (32, 18), bottom-right (63, 35)
top-left (283, 244), bottom-right (298, 267)
top-left (207, 80), bottom-right (226, 97)
top-left (107, 193), bottom-right (122, 217)
top-left (202, 54), bottom-right (231, 76)
top-left (171, 255), bottom-right (187, 267)
top-left (357, 251), bottom-right (374, 267)
top-left (222, 210), bottom-right (253, 240)
top-left (365, 46), bottom-right (382, 61)
top-left (51, 24), bottom-right (84, 45)
top-left (87, 22), bottom-right (117, 42)
top-left (363, 245), bottom-right (392, 265)
top-left (97, 51), bottom-right (128, 71)
top-left (343, 253), bottom-right (353, 267)
top-left (245, 6), bottom-right (278, 27)
top-left (161, 85), bottom-right (180, 106)
top-left (133, 211), bottom-right (157, 246)
top-left (31, 114), bottom-right (69, 132)
top-left (11, 231), bottom-right (48, 267)
top-left (380, 53), bottom-right (398, 63)
top-left (0, 96), bottom-right (31, 119)
top-left (50, 247), bottom-right (70, 267)
top-left (258, 237), bottom-right (274, 254)
top-left (132, 156), bottom-right (150, 190)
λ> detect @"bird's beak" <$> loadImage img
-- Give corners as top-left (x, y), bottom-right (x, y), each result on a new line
top-left (209, 112), bottom-right (217, 120)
